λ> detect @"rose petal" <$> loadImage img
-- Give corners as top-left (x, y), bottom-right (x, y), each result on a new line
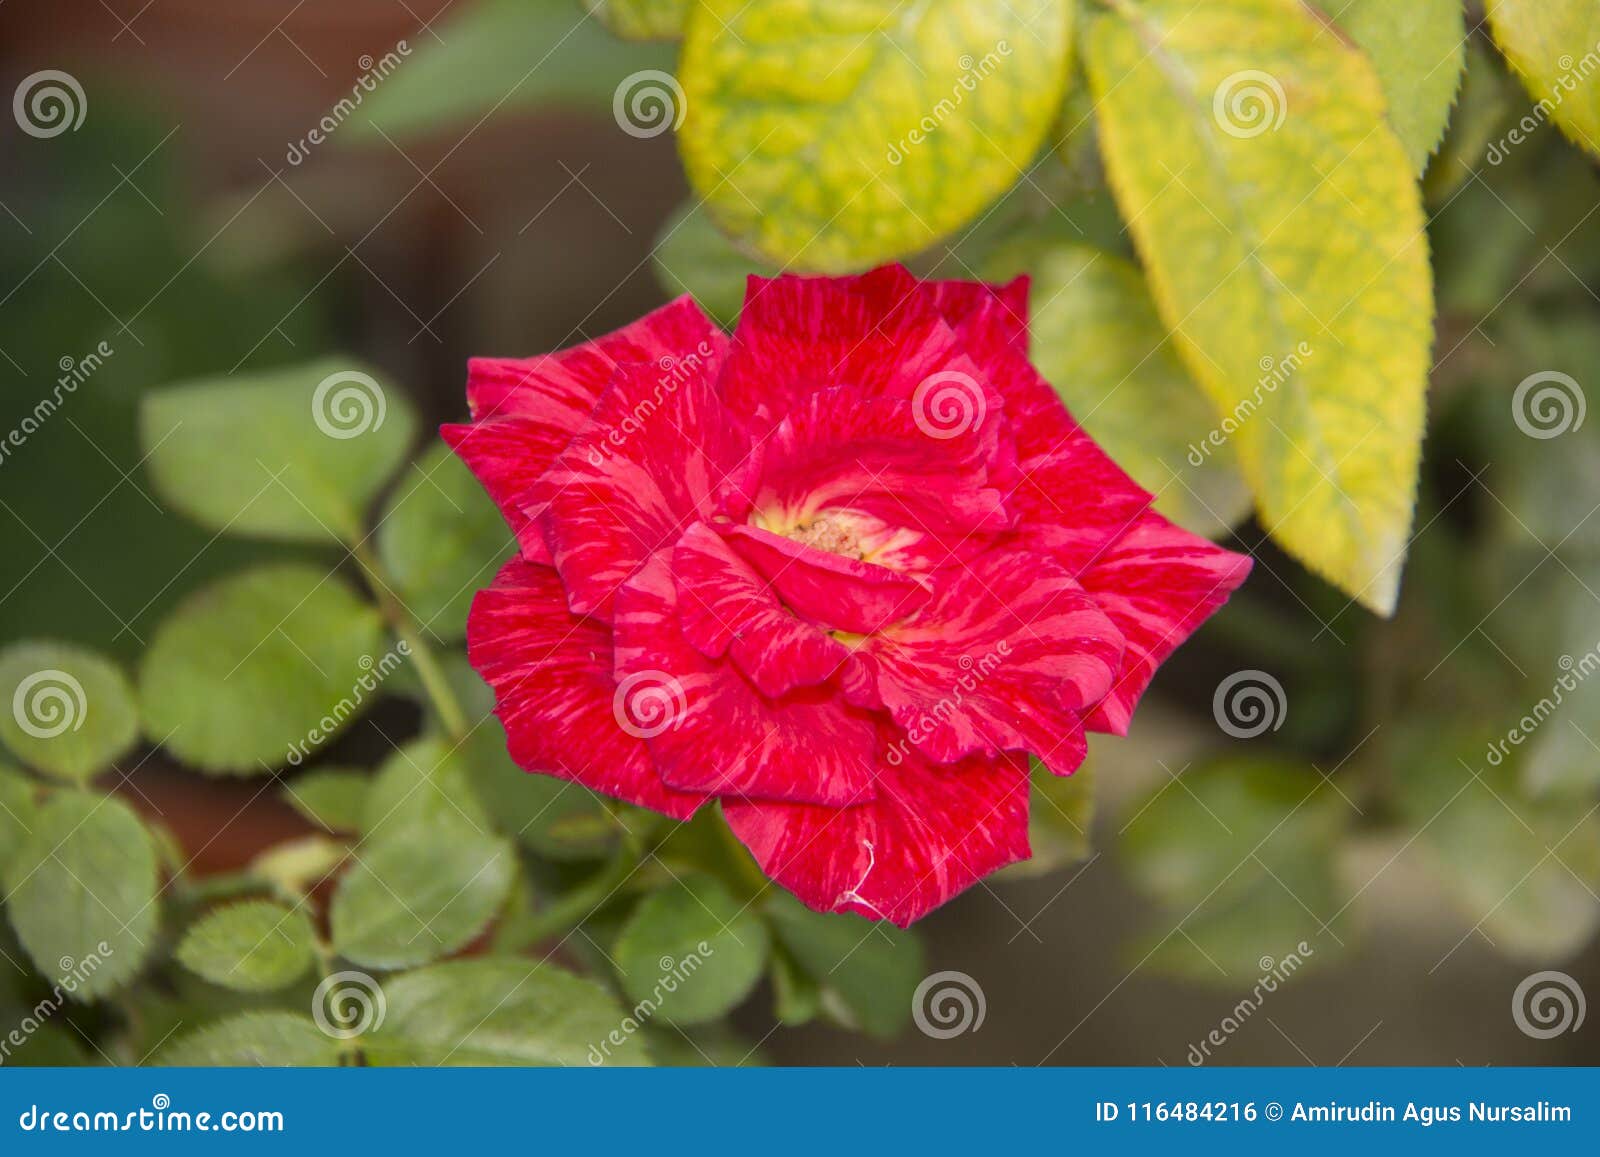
top-left (752, 388), bottom-right (1011, 565)
top-left (442, 418), bottom-right (555, 563)
top-left (924, 274), bottom-right (1031, 358)
top-left (672, 522), bottom-right (850, 697)
top-left (535, 324), bottom-right (753, 620)
top-left (724, 744), bottom-right (1031, 927)
top-left (721, 267), bottom-right (968, 428)
top-left (467, 556), bottom-right (705, 820)
top-left (723, 523), bottom-right (931, 635)
top-left (848, 551), bottom-right (1121, 775)
top-left (467, 295), bottom-right (727, 422)
top-left (613, 557), bottom-right (879, 806)
top-left (1079, 509), bottom-right (1253, 735)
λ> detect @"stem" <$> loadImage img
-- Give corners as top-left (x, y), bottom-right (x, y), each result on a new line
top-left (510, 832), bottom-right (648, 949)
top-left (351, 540), bottom-right (469, 741)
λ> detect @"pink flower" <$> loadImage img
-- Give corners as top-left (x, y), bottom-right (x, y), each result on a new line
top-left (446, 266), bottom-right (1250, 926)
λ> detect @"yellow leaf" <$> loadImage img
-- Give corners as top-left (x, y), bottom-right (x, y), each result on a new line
top-left (1084, 0), bottom-right (1434, 614)
top-left (1486, 0), bottom-right (1600, 159)
top-left (678, 0), bottom-right (1072, 271)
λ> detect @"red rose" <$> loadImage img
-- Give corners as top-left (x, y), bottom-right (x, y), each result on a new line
top-left (446, 266), bottom-right (1250, 926)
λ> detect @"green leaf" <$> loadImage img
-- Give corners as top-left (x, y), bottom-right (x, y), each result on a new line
top-left (376, 443), bottom-right (512, 641)
top-left (1000, 757), bottom-right (1095, 881)
top-left (1487, 0), bottom-right (1600, 160)
top-left (365, 958), bottom-right (653, 1065)
top-left (0, 764), bottom-right (35, 867)
top-left (614, 874), bottom-right (769, 1025)
top-left (644, 1022), bottom-right (763, 1066)
top-left (0, 642), bottom-right (138, 784)
top-left (586, 0), bottom-right (690, 40)
top-left (138, 565), bottom-right (388, 774)
top-left (652, 201), bottom-right (773, 328)
top-left (1397, 729), bottom-right (1600, 958)
top-left (985, 239), bottom-right (1251, 538)
top-left (4, 792), bottom-right (158, 1000)
top-left (157, 1012), bottom-right (341, 1066)
top-left (347, 0), bottom-right (673, 140)
top-left (455, 727), bottom-right (617, 861)
top-left (175, 900), bottom-right (316, 992)
top-left (282, 766), bottom-right (371, 834)
top-left (764, 892), bottom-right (924, 1038)
top-left (331, 821), bottom-right (514, 970)
top-left (361, 737), bottom-right (493, 837)
top-left (1121, 757), bottom-right (1352, 980)
top-left (0, 1022), bottom-right (88, 1066)
top-left (1085, 0), bottom-right (1434, 614)
top-left (680, 0), bottom-right (1073, 271)
top-left (769, 942), bottom-right (823, 1025)
top-left (140, 358), bottom-right (416, 545)
top-left (1310, 0), bottom-right (1466, 174)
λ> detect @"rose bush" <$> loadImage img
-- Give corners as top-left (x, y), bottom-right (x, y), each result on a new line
top-left (447, 266), bottom-right (1250, 925)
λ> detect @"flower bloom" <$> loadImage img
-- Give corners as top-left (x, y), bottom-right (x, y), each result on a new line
top-left (446, 266), bottom-right (1250, 926)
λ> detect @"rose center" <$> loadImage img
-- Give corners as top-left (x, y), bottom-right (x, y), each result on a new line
top-left (786, 516), bottom-right (866, 561)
